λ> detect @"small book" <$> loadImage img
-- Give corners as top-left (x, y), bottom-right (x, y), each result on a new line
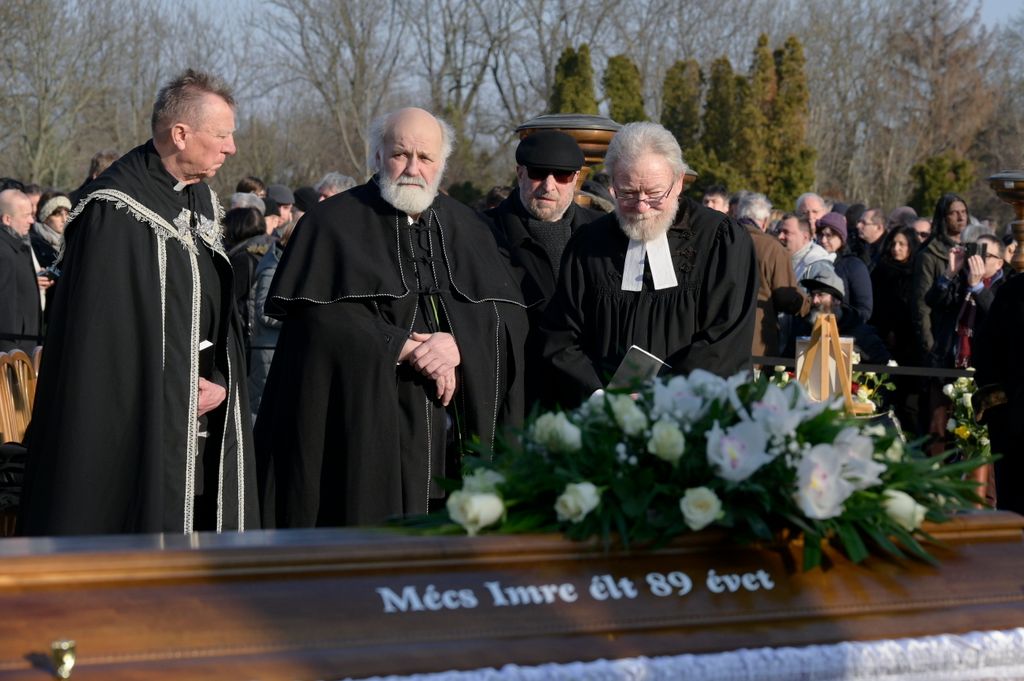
top-left (607, 345), bottom-right (669, 390)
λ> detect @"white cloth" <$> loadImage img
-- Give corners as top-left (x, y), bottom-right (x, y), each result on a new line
top-left (621, 233), bottom-right (678, 292)
top-left (346, 628), bottom-right (1024, 681)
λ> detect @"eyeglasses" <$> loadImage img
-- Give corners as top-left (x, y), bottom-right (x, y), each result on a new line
top-left (614, 186), bottom-right (674, 207)
top-left (525, 167), bottom-right (576, 183)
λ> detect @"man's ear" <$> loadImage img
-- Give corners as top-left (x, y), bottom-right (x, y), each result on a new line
top-left (170, 123), bottom-right (189, 151)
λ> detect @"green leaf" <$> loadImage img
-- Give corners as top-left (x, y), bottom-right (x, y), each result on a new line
top-left (835, 522), bottom-right (869, 563)
top-left (802, 535), bottom-right (823, 571)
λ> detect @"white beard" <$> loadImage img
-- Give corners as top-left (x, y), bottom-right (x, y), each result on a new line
top-left (379, 170), bottom-right (442, 216)
top-left (616, 200), bottom-right (679, 242)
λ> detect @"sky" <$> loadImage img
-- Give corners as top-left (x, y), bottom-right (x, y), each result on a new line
top-left (980, 0), bottom-right (1022, 26)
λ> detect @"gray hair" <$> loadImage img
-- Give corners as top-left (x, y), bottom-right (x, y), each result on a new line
top-left (962, 221), bottom-right (995, 244)
top-left (736, 192), bottom-right (772, 223)
top-left (230, 192), bottom-right (265, 215)
top-left (315, 172), bottom-right (357, 196)
top-left (152, 68), bottom-right (234, 134)
top-left (367, 109), bottom-right (455, 174)
top-left (795, 192), bottom-right (823, 213)
top-left (604, 122), bottom-right (688, 181)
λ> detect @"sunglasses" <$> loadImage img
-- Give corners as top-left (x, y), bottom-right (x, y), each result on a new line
top-left (526, 167), bottom-right (576, 183)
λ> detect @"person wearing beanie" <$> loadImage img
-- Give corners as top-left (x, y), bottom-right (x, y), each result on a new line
top-left (265, 184), bottom-right (294, 225)
top-left (816, 211), bottom-right (873, 323)
top-left (486, 129), bottom-right (602, 408)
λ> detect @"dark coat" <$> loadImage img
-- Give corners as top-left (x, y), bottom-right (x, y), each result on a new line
top-left (833, 251), bottom-right (873, 323)
top-left (19, 141), bottom-right (257, 535)
top-left (541, 196), bottom-right (757, 407)
top-left (742, 219), bottom-right (807, 357)
top-left (486, 192), bottom-right (601, 407)
top-left (870, 257), bottom-right (916, 365)
top-left (911, 231), bottom-right (957, 363)
top-left (924, 264), bottom-right (1009, 368)
top-left (255, 180), bottom-right (528, 528)
top-left (0, 229), bottom-right (42, 353)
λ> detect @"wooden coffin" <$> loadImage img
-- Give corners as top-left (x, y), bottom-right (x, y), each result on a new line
top-left (0, 511), bottom-right (1022, 680)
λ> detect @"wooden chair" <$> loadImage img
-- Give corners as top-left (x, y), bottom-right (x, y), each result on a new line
top-left (0, 350), bottom-right (37, 444)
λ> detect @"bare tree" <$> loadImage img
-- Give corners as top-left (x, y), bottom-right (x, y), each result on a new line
top-left (263, 0), bottom-right (409, 176)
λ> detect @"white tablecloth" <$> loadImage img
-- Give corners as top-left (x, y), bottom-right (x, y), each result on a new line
top-left (349, 628), bottom-right (1024, 681)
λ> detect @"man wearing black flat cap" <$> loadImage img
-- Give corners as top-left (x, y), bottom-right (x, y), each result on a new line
top-left (487, 129), bottom-right (601, 408)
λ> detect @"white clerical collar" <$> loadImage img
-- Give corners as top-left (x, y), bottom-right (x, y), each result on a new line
top-left (173, 180), bottom-right (187, 192)
top-left (621, 232), bottom-right (678, 291)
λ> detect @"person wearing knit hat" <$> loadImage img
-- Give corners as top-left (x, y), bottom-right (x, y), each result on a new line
top-left (32, 191), bottom-right (73, 269)
top-left (815, 210), bottom-right (874, 323)
top-left (266, 184), bottom-right (294, 224)
top-left (815, 211), bottom-right (848, 248)
top-left (486, 129), bottom-right (602, 408)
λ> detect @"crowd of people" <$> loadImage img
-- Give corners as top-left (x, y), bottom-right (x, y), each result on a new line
top-left (1, 68), bottom-right (1020, 537)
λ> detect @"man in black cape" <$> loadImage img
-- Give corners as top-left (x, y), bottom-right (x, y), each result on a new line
top-left (486, 130), bottom-right (602, 409)
top-left (541, 122), bottom-right (757, 407)
top-left (256, 107), bottom-right (528, 528)
top-left (19, 70), bottom-right (258, 535)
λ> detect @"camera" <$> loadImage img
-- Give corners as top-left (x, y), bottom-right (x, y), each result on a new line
top-left (964, 242), bottom-right (988, 259)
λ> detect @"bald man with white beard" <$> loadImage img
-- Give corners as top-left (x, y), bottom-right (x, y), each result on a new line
top-left (541, 122), bottom-right (757, 407)
top-left (256, 107), bottom-right (528, 528)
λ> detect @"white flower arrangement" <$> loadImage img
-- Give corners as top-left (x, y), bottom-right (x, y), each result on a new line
top-left (440, 371), bottom-right (988, 570)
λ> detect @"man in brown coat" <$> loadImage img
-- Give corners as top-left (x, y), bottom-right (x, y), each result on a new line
top-left (735, 192), bottom-right (807, 358)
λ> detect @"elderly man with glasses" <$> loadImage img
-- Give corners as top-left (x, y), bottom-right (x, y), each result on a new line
top-left (487, 130), bottom-right (602, 408)
top-left (540, 122), bottom-right (757, 408)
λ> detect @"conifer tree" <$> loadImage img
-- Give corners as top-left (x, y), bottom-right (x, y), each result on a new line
top-left (549, 44), bottom-right (598, 115)
top-left (701, 57), bottom-right (741, 168)
top-left (603, 54), bottom-right (646, 123)
top-left (661, 59), bottom-right (702, 152)
top-left (770, 36), bottom-right (816, 209)
top-left (735, 34), bottom-right (776, 192)
top-left (908, 152), bottom-right (974, 215)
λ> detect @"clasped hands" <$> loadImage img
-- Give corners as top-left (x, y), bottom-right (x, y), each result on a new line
top-left (400, 332), bottom-right (461, 406)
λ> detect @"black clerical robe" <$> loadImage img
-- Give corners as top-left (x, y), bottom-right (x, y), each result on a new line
top-left (541, 196), bottom-right (757, 407)
top-left (487, 193), bottom-right (602, 409)
top-left (255, 180), bottom-right (528, 528)
top-left (19, 141), bottom-right (258, 535)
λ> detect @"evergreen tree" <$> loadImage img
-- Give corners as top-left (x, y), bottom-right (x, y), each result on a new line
top-left (701, 57), bottom-right (741, 168)
top-left (549, 44), bottom-right (598, 115)
top-left (603, 54), bottom-right (646, 123)
top-left (908, 152), bottom-right (974, 215)
top-left (770, 36), bottom-right (816, 209)
top-left (734, 34), bottom-right (776, 191)
top-left (661, 59), bottom-right (702, 152)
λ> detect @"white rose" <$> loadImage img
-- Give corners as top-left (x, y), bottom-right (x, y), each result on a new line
top-left (980, 436), bottom-right (990, 447)
top-left (609, 395), bottom-right (648, 436)
top-left (647, 419), bottom-right (686, 464)
top-left (705, 420), bottom-right (772, 482)
top-left (530, 412), bottom-right (582, 452)
top-left (887, 359), bottom-right (899, 367)
top-left (679, 487), bottom-right (723, 531)
top-left (962, 393), bottom-right (973, 409)
top-left (461, 468), bottom-right (505, 494)
top-left (555, 482), bottom-right (601, 523)
top-left (882, 490), bottom-right (927, 531)
top-left (794, 444), bottom-right (855, 519)
top-left (856, 385), bottom-right (870, 401)
top-left (942, 384), bottom-right (955, 398)
top-left (447, 491), bottom-right (504, 536)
